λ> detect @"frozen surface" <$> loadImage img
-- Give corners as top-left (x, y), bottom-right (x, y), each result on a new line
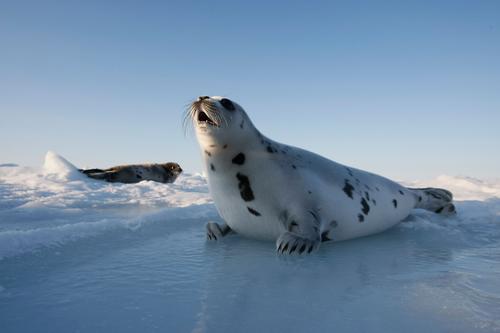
top-left (1, 152), bottom-right (499, 332)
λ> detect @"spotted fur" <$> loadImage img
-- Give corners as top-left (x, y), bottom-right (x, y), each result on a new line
top-left (343, 180), bottom-right (355, 199)
top-left (236, 173), bottom-right (255, 201)
top-left (191, 96), bottom-right (456, 254)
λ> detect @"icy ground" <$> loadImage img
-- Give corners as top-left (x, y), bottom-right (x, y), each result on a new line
top-left (1, 152), bottom-right (499, 332)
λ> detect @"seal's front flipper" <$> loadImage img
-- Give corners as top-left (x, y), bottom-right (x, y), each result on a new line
top-left (276, 209), bottom-right (321, 254)
top-left (206, 222), bottom-right (233, 241)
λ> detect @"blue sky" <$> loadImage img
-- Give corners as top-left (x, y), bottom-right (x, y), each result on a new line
top-left (1, 1), bottom-right (499, 180)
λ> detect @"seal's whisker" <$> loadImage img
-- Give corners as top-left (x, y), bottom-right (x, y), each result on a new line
top-left (182, 104), bottom-right (196, 136)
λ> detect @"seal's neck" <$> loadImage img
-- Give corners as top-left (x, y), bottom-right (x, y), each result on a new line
top-left (198, 131), bottom-right (268, 156)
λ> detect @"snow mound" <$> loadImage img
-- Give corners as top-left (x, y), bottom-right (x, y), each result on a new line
top-left (42, 151), bottom-right (86, 181)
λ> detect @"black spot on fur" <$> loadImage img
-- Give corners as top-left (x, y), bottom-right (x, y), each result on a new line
top-left (343, 179), bottom-right (355, 199)
top-left (376, 187), bottom-right (380, 191)
top-left (223, 144), bottom-right (228, 149)
top-left (346, 167), bottom-right (354, 177)
top-left (435, 206), bottom-right (444, 214)
top-left (240, 119), bottom-right (244, 129)
top-left (292, 165), bottom-right (297, 169)
top-left (308, 190), bottom-right (312, 195)
top-left (372, 199), bottom-right (377, 205)
top-left (204, 150), bottom-right (211, 157)
top-left (399, 190), bottom-right (405, 195)
top-left (330, 220), bottom-right (338, 228)
top-left (210, 163), bottom-right (215, 171)
top-left (355, 178), bottom-right (360, 184)
top-left (364, 191), bottom-right (370, 201)
top-left (321, 231), bottom-right (331, 242)
top-left (209, 144), bottom-right (216, 148)
top-left (236, 173), bottom-right (255, 201)
top-left (393, 199), bottom-right (398, 208)
top-left (247, 207), bottom-right (261, 216)
top-left (418, 196), bottom-right (422, 202)
top-left (358, 214), bottom-right (364, 222)
top-left (266, 146), bottom-right (276, 153)
top-left (361, 198), bottom-right (370, 215)
top-left (136, 174), bottom-right (142, 179)
top-left (232, 153), bottom-right (245, 165)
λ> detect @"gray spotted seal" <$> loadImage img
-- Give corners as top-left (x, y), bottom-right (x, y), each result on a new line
top-left (187, 96), bottom-right (455, 254)
top-left (80, 163), bottom-right (182, 184)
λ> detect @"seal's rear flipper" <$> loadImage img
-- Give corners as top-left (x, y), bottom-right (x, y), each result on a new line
top-left (80, 168), bottom-right (105, 175)
top-left (408, 187), bottom-right (456, 216)
top-left (80, 169), bottom-right (116, 182)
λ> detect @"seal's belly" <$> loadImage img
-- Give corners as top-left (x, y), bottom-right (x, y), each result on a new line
top-left (206, 160), bottom-right (305, 241)
top-left (209, 164), bottom-right (416, 242)
top-left (209, 175), bottom-right (284, 240)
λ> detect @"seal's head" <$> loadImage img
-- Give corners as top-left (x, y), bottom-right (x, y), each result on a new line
top-left (185, 96), bottom-right (256, 148)
top-left (161, 162), bottom-right (183, 181)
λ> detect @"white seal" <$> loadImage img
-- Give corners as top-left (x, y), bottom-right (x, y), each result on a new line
top-left (187, 96), bottom-right (455, 254)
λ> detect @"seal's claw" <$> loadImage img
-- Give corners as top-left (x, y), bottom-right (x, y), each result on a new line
top-left (206, 222), bottom-right (232, 241)
top-left (276, 232), bottom-right (320, 255)
top-left (206, 222), bottom-right (222, 241)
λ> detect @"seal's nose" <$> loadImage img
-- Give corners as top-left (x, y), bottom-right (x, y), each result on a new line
top-left (198, 96), bottom-right (210, 102)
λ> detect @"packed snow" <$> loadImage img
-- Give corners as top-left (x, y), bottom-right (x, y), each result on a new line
top-left (0, 152), bottom-right (499, 332)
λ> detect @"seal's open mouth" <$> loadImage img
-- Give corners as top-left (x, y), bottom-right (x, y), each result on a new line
top-left (197, 111), bottom-right (217, 126)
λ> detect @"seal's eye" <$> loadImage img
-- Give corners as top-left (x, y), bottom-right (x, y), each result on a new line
top-left (220, 98), bottom-right (235, 111)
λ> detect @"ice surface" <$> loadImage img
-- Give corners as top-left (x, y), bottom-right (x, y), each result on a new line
top-left (1, 152), bottom-right (499, 332)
